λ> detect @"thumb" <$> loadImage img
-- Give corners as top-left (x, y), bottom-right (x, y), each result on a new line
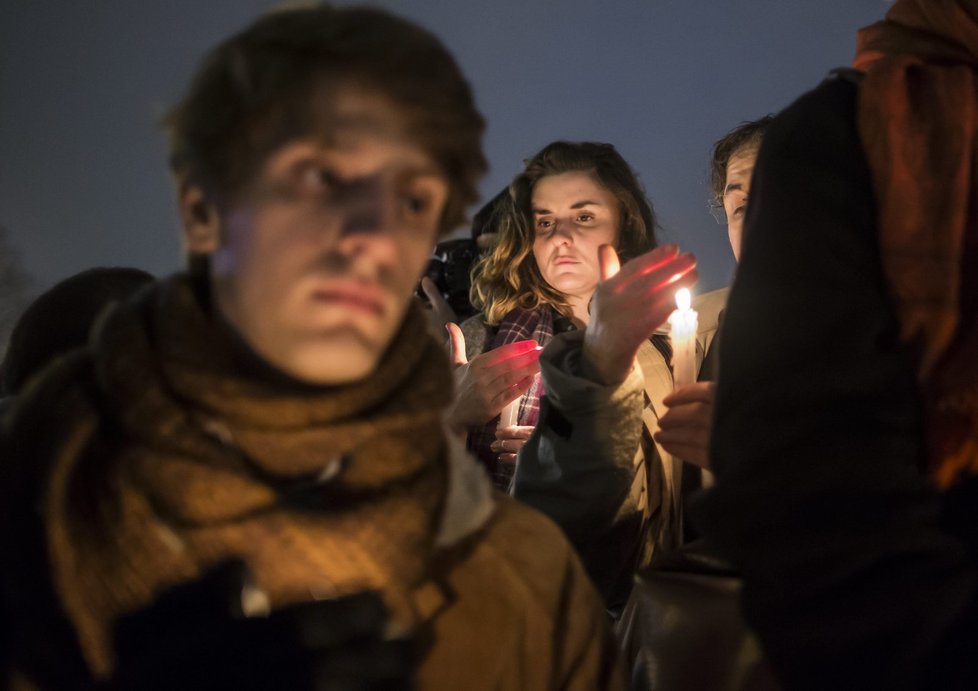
top-left (598, 244), bottom-right (621, 281)
top-left (446, 322), bottom-right (467, 366)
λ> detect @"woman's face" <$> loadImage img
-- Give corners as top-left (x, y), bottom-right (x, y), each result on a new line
top-left (531, 171), bottom-right (620, 301)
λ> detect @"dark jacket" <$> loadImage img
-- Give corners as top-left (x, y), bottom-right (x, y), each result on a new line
top-left (692, 73), bottom-right (978, 690)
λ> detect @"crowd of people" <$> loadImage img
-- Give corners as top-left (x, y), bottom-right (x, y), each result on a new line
top-left (1, 0), bottom-right (976, 689)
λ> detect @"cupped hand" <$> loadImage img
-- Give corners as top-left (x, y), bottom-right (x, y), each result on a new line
top-left (490, 425), bottom-right (535, 464)
top-left (445, 323), bottom-right (541, 430)
top-left (582, 244), bottom-right (697, 386)
top-left (653, 381), bottom-right (715, 468)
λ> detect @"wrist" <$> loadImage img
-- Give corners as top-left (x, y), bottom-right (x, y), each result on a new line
top-left (580, 336), bottom-right (631, 386)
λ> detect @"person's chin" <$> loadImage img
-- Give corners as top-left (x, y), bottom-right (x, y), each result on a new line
top-left (287, 346), bottom-right (381, 386)
top-left (267, 328), bottom-right (386, 387)
top-left (549, 276), bottom-right (591, 295)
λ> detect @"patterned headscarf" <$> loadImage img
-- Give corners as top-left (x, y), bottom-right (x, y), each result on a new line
top-left (853, 0), bottom-right (978, 486)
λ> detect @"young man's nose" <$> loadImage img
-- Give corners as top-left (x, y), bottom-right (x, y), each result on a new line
top-left (331, 175), bottom-right (401, 267)
top-left (337, 175), bottom-right (398, 236)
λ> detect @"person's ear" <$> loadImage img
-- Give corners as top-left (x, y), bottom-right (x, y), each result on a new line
top-left (179, 184), bottom-right (221, 254)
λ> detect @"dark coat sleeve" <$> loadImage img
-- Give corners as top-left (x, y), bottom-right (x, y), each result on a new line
top-left (513, 330), bottom-right (648, 614)
top-left (690, 75), bottom-right (978, 691)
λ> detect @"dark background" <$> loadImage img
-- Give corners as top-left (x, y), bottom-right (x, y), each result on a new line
top-left (0, 1), bottom-right (888, 303)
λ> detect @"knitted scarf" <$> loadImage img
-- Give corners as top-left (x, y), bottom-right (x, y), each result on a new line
top-left (43, 274), bottom-right (454, 678)
top-left (853, 0), bottom-right (978, 487)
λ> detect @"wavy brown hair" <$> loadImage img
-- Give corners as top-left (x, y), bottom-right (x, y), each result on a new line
top-left (471, 141), bottom-right (658, 324)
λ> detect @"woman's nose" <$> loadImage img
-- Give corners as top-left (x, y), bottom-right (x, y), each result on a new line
top-left (551, 221), bottom-right (573, 244)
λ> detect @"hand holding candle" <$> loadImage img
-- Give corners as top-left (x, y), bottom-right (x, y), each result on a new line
top-left (444, 323), bottom-right (542, 431)
top-left (668, 288), bottom-right (698, 390)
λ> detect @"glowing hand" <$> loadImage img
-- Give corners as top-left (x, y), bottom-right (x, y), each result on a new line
top-left (445, 323), bottom-right (541, 430)
top-left (582, 244), bottom-right (697, 386)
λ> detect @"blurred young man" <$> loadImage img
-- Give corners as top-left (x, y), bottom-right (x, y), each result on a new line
top-left (0, 7), bottom-right (621, 689)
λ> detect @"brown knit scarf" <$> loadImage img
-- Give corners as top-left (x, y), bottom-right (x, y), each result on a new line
top-left (44, 274), bottom-right (454, 678)
top-left (853, 0), bottom-right (978, 487)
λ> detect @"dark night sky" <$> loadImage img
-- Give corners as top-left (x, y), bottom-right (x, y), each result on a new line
top-left (1, 1), bottom-right (888, 297)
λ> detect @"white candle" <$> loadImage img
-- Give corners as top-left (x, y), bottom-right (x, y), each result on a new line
top-left (668, 287), bottom-right (698, 389)
top-left (499, 398), bottom-right (520, 429)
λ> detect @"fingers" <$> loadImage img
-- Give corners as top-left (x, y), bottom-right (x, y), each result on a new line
top-left (610, 245), bottom-right (696, 295)
top-left (491, 425), bottom-right (535, 465)
top-left (623, 262), bottom-right (699, 333)
top-left (598, 244), bottom-right (621, 281)
top-left (492, 427), bottom-right (532, 465)
top-left (657, 400), bottom-right (713, 432)
top-left (481, 339), bottom-right (539, 366)
top-left (488, 358), bottom-right (540, 406)
top-left (627, 251), bottom-right (698, 294)
top-left (470, 342), bottom-right (541, 404)
top-left (612, 244), bottom-right (681, 282)
top-left (494, 425), bottom-right (535, 440)
top-left (445, 322), bottom-right (467, 366)
top-left (490, 436), bottom-right (529, 454)
top-left (654, 414), bottom-right (712, 469)
top-left (662, 381), bottom-right (715, 407)
top-left (491, 373), bottom-right (536, 410)
top-left (421, 277), bottom-right (458, 328)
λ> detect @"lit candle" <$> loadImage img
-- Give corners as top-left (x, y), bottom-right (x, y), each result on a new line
top-left (668, 288), bottom-right (698, 389)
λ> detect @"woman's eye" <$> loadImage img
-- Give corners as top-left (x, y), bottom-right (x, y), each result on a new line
top-left (577, 213), bottom-right (594, 223)
top-left (536, 219), bottom-right (553, 231)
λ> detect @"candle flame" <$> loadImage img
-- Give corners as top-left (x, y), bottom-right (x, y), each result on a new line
top-left (675, 287), bottom-right (691, 311)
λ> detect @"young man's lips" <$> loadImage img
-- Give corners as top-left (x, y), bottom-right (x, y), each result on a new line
top-left (310, 283), bottom-right (386, 315)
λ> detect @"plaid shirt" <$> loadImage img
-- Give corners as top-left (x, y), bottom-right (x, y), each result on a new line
top-left (467, 305), bottom-right (575, 490)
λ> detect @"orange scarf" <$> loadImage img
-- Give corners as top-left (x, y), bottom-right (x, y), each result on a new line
top-left (853, 0), bottom-right (978, 487)
top-left (43, 275), bottom-right (453, 677)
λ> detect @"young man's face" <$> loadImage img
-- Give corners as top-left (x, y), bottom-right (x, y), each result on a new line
top-left (192, 90), bottom-right (449, 385)
top-left (721, 144), bottom-right (759, 262)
